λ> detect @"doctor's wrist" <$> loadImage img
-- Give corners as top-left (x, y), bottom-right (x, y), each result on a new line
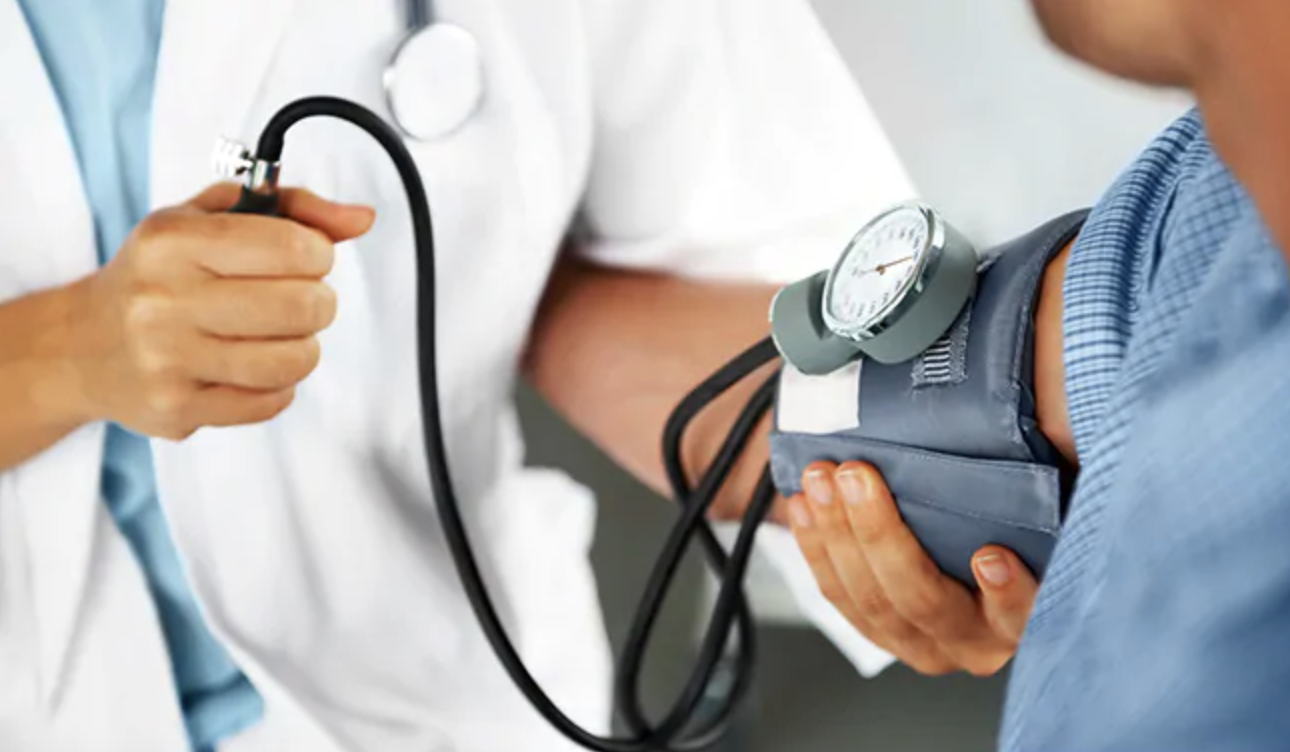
top-left (682, 354), bottom-right (788, 525)
top-left (42, 276), bottom-right (109, 426)
top-left (0, 278), bottom-right (99, 472)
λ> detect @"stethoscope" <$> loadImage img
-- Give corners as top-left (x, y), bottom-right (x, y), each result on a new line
top-left (221, 2), bottom-right (772, 738)
top-left (384, 0), bottom-right (485, 142)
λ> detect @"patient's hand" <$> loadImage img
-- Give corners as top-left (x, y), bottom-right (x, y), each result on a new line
top-left (787, 461), bottom-right (1039, 676)
top-left (784, 240), bottom-right (1073, 674)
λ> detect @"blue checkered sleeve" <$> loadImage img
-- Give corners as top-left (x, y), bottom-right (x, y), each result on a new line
top-left (1001, 110), bottom-right (1290, 751)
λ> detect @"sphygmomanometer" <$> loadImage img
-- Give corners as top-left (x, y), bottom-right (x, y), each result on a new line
top-left (217, 96), bottom-right (1081, 752)
top-left (768, 202), bottom-right (1083, 584)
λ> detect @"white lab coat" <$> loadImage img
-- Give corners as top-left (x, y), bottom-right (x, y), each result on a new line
top-left (0, 0), bottom-right (915, 750)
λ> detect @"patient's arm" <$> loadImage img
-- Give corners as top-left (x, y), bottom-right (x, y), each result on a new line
top-left (1034, 241), bottom-right (1077, 465)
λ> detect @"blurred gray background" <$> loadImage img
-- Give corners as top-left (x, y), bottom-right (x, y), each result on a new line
top-left (518, 2), bottom-right (1190, 750)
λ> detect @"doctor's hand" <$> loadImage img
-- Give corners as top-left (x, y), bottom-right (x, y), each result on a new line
top-left (64, 183), bottom-right (375, 440)
top-left (788, 461), bottom-right (1038, 677)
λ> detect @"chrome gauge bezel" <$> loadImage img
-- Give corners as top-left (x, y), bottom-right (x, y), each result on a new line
top-left (821, 201), bottom-right (946, 342)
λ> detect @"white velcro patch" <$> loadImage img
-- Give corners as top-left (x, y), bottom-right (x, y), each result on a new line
top-left (776, 361), bottom-right (863, 435)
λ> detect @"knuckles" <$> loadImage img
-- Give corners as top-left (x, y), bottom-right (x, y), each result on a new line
top-left (122, 292), bottom-right (175, 335)
top-left (133, 345), bottom-right (183, 384)
top-left (267, 339), bottom-right (322, 387)
top-left (105, 207), bottom-right (326, 439)
top-left (128, 212), bottom-right (191, 275)
top-left (856, 590), bottom-right (895, 622)
top-left (895, 563), bottom-right (954, 622)
top-left (285, 284), bottom-right (337, 333)
top-left (852, 515), bottom-right (892, 548)
top-left (132, 209), bottom-right (336, 280)
top-left (277, 223), bottom-right (334, 277)
top-left (232, 339), bottom-right (321, 389)
top-left (123, 299), bottom-right (185, 385)
top-left (132, 210), bottom-right (185, 245)
top-left (252, 388), bottom-right (297, 424)
top-left (816, 581), bottom-right (851, 607)
top-left (900, 586), bottom-right (953, 632)
top-left (142, 386), bottom-right (197, 440)
top-left (142, 386), bottom-right (186, 417)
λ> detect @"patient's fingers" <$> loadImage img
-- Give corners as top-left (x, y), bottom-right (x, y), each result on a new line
top-left (789, 460), bottom-right (1035, 677)
top-left (973, 545), bottom-right (1040, 644)
top-left (794, 465), bottom-right (956, 675)
top-left (788, 492), bottom-right (871, 628)
top-left (836, 463), bottom-right (983, 642)
top-left (837, 462), bottom-right (1023, 675)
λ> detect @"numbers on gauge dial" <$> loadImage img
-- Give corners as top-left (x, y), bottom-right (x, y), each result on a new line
top-left (827, 208), bottom-right (930, 333)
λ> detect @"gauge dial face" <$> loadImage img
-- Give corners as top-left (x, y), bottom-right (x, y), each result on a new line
top-left (825, 205), bottom-right (933, 337)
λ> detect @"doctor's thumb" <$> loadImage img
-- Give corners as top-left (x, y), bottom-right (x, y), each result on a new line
top-left (276, 188), bottom-right (377, 242)
top-left (973, 546), bottom-right (1038, 644)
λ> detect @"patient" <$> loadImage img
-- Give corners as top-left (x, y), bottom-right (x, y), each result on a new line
top-left (788, 1), bottom-right (1290, 748)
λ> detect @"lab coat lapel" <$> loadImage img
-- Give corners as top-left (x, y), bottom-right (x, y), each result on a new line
top-left (0, 0), bottom-right (296, 706)
top-left (150, 0), bottom-right (298, 207)
top-left (0, 0), bottom-right (97, 283)
top-left (0, 0), bottom-right (108, 708)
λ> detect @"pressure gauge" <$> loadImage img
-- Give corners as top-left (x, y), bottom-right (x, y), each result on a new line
top-left (818, 202), bottom-right (978, 364)
top-left (823, 204), bottom-right (934, 338)
top-left (769, 202), bottom-right (979, 373)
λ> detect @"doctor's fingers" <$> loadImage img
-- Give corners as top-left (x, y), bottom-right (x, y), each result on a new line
top-left (190, 279), bottom-right (339, 338)
top-left (276, 189), bottom-right (376, 242)
top-left (168, 385), bottom-right (297, 438)
top-left (130, 208), bottom-right (336, 279)
top-left (186, 183), bottom-right (376, 242)
top-left (186, 336), bottom-right (323, 392)
top-left (835, 463), bottom-right (1015, 675)
top-left (792, 472), bottom-right (957, 675)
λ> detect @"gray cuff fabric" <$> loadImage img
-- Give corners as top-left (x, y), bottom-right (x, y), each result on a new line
top-left (768, 210), bottom-right (1088, 585)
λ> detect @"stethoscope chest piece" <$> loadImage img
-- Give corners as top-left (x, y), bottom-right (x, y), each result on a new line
top-left (385, 22), bottom-right (485, 142)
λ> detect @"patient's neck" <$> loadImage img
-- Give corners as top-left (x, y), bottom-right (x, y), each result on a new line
top-left (1191, 10), bottom-right (1290, 259)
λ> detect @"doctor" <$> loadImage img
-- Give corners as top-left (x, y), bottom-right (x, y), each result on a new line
top-left (0, 1), bottom-right (931, 750)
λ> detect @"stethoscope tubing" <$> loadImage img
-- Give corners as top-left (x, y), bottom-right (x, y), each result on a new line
top-left (406, 0), bottom-right (432, 30)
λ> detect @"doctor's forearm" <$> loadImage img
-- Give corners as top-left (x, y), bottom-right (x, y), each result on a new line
top-left (0, 282), bottom-right (95, 471)
top-left (523, 258), bottom-right (781, 522)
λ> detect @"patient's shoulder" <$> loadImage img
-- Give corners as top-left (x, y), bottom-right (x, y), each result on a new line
top-left (1082, 109), bottom-right (1210, 255)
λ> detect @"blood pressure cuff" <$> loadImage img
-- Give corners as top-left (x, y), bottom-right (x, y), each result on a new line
top-left (768, 210), bottom-right (1088, 586)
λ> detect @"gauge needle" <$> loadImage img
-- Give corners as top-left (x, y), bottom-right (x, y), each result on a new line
top-left (875, 255), bottom-right (915, 275)
top-left (850, 255), bottom-right (915, 279)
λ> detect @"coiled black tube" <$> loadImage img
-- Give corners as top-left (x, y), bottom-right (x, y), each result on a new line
top-left (238, 96), bottom-right (782, 751)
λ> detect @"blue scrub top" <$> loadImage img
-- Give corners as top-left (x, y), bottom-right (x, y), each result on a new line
top-left (15, 3), bottom-right (264, 749)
